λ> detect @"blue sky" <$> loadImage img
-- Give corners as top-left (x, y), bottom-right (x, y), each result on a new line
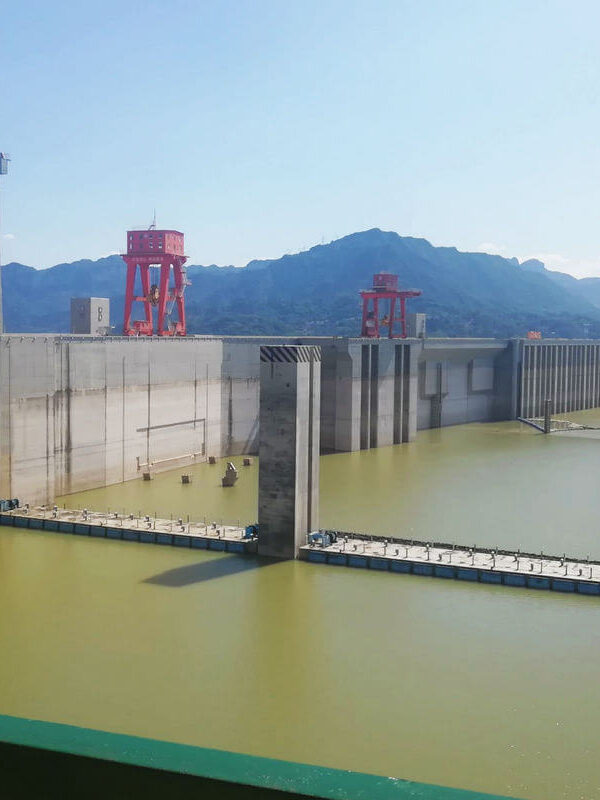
top-left (2, 0), bottom-right (600, 276)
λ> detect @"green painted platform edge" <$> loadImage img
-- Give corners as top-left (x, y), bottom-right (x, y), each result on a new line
top-left (0, 714), bottom-right (520, 800)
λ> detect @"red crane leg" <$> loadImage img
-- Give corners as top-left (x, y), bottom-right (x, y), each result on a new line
top-left (157, 262), bottom-right (171, 335)
top-left (123, 261), bottom-right (137, 335)
top-left (139, 264), bottom-right (153, 331)
top-left (389, 296), bottom-right (396, 339)
top-left (174, 262), bottom-right (186, 335)
top-left (400, 296), bottom-right (407, 338)
top-left (361, 296), bottom-right (369, 336)
top-left (373, 298), bottom-right (379, 338)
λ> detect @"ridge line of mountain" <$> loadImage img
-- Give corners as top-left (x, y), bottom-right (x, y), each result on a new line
top-left (2, 228), bottom-right (600, 338)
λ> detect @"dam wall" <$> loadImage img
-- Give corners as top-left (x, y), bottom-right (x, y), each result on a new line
top-left (0, 335), bottom-right (226, 504)
top-left (315, 337), bottom-right (517, 450)
top-left (2, 334), bottom-right (600, 505)
top-left (519, 340), bottom-right (600, 418)
top-left (416, 338), bottom-right (517, 430)
top-left (316, 339), bottom-right (419, 451)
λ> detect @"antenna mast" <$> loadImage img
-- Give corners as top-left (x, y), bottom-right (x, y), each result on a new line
top-left (0, 152), bottom-right (10, 334)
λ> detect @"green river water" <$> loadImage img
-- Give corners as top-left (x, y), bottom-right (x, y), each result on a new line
top-left (2, 413), bottom-right (600, 799)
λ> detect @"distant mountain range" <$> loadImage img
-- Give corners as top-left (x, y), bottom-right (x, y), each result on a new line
top-left (3, 228), bottom-right (600, 338)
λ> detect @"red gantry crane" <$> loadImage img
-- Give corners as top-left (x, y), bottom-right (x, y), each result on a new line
top-left (122, 225), bottom-right (189, 336)
top-left (360, 273), bottom-right (422, 339)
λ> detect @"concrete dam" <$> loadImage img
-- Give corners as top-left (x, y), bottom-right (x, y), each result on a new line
top-left (4, 335), bottom-right (600, 594)
top-left (1, 333), bottom-right (600, 508)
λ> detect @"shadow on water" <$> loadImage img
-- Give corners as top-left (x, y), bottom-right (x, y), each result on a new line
top-left (143, 555), bottom-right (276, 587)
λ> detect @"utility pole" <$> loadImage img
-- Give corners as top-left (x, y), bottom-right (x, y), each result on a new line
top-left (0, 152), bottom-right (10, 334)
top-left (543, 398), bottom-right (552, 434)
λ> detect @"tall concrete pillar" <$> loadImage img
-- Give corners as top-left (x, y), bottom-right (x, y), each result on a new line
top-left (543, 398), bottom-right (552, 434)
top-left (319, 340), bottom-right (362, 453)
top-left (561, 345), bottom-right (565, 413)
top-left (373, 340), bottom-right (395, 447)
top-left (258, 345), bottom-right (320, 559)
top-left (360, 344), bottom-right (371, 449)
top-left (494, 338), bottom-right (520, 420)
top-left (0, 336), bottom-right (10, 498)
top-left (402, 342), bottom-right (419, 442)
top-left (430, 363), bottom-right (444, 428)
top-left (368, 344), bottom-right (379, 447)
top-left (393, 345), bottom-right (404, 444)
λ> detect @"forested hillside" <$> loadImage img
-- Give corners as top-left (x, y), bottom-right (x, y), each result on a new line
top-left (4, 229), bottom-right (600, 338)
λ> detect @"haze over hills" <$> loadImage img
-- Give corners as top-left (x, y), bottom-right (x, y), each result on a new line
top-left (3, 229), bottom-right (600, 338)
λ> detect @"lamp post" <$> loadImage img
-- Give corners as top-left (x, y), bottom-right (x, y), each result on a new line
top-left (0, 152), bottom-right (10, 334)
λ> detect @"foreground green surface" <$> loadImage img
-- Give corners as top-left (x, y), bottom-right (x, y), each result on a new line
top-left (0, 714), bottom-right (519, 799)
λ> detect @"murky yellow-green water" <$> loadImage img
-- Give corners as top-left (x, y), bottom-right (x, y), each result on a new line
top-left (3, 414), bottom-right (600, 799)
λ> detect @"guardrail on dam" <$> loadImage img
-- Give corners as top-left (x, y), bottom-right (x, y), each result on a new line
top-left (1, 334), bottom-right (599, 505)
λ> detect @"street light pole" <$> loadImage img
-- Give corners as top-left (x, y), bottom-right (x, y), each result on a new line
top-left (0, 152), bottom-right (10, 334)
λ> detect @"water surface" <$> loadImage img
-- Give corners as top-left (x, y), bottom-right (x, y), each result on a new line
top-left (2, 415), bottom-right (600, 799)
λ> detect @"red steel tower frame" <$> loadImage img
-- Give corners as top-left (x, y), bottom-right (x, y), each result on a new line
top-left (122, 229), bottom-right (188, 336)
top-left (360, 273), bottom-right (422, 338)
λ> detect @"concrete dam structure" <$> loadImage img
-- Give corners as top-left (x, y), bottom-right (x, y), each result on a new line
top-left (519, 339), bottom-right (600, 418)
top-left (1, 333), bottom-right (598, 506)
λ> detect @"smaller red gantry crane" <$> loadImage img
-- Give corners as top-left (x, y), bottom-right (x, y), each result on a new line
top-left (122, 225), bottom-right (189, 336)
top-left (360, 273), bottom-right (422, 339)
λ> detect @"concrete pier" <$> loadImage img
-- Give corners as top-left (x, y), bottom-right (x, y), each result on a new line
top-left (257, 345), bottom-right (320, 559)
top-left (319, 339), bottom-right (419, 451)
top-left (318, 337), bottom-right (514, 450)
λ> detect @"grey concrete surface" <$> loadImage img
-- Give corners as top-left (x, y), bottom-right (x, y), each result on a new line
top-left (519, 340), bottom-right (600, 418)
top-left (406, 312), bottom-right (426, 338)
top-left (0, 335), bottom-right (225, 504)
top-left (70, 298), bottom-right (111, 335)
top-left (415, 338), bottom-right (509, 430)
top-left (2, 334), bottom-right (600, 506)
top-left (257, 345), bottom-right (320, 559)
